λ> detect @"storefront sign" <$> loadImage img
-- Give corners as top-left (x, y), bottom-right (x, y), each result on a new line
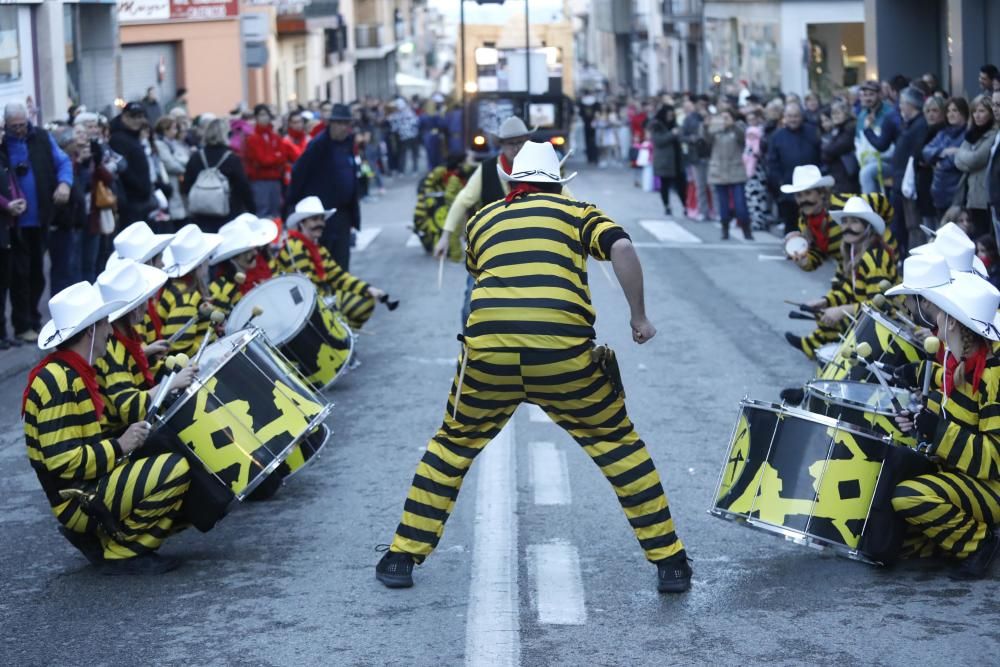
top-left (117, 0), bottom-right (238, 24)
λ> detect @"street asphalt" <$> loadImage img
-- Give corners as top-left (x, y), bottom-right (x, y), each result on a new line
top-left (1, 163), bottom-right (997, 666)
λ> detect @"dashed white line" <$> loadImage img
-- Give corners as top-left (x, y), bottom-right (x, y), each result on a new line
top-left (530, 442), bottom-right (571, 506)
top-left (465, 422), bottom-right (519, 667)
top-left (527, 404), bottom-right (549, 422)
top-left (406, 233), bottom-right (422, 248)
top-left (530, 541), bottom-right (587, 625)
top-left (354, 227), bottom-right (382, 252)
top-left (639, 219), bottom-right (703, 244)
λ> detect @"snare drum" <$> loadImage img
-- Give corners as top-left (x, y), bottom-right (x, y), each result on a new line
top-left (710, 399), bottom-right (934, 564)
top-left (818, 304), bottom-right (922, 382)
top-left (226, 274), bottom-right (355, 390)
top-left (152, 329), bottom-right (332, 505)
top-left (804, 380), bottom-right (916, 446)
top-left (815, 343), bottom-right (839, 367)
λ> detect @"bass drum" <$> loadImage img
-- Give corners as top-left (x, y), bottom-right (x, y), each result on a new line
top-left (226, 274), bottom-right (355, 390)
top-left (818, 304), bottom-right (922, 382)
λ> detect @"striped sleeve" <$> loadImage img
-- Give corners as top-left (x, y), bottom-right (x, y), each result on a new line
top-left (579, 205), bottom-right (628, 261)
top-left (209, 275), bottom-right (240, 315)
top-left (23, 365), bottom-right (120, 482)
top-left (157, 281), bottom-right (204, 358)
top-left (854, 247), bottom-right (897, 303)
top-left (932, 369), bottom-right (1000, 481)
top-left (824, 268), bottom-right (850, 306)
top-left (95, 338), bottom-right (150, 430)
top-left (320, 246), bottom-right (369, 296)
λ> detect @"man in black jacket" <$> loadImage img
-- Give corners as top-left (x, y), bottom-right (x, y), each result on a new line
top-left (109, 103), bottom-right (153, 228)
top-left (286, 103), bottom-right (360, 269)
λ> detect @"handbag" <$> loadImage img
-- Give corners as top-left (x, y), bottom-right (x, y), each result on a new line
top-left (93, 180), bottom-right (117, 209)
top-left (99, 207), bottom-right (116, 235)
top-left (901, 157), bottom-right (917, 200)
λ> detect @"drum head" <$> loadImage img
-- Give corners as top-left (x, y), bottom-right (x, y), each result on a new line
top-left (815, 343), bottom-right (839, 365)
top-left (806, 380), bottom-right (910, 415)
top-left (862, 304), bottom-right (918, 347)
top-left (226, 274), bottom-right (317, 344)
top-left (785, 236), bottom-right (809, 257)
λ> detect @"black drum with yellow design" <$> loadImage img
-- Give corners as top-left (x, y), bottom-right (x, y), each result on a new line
top-left (818, 304), bottom-right (922, 382)
top-left (804, 380), bottom-right (917, 447)
top-left (226, 274), bottom-right (355, 390)
top-left (153, 329), bottom-right (332, 505)
top-left (711, 399), bottom-right (934, 564)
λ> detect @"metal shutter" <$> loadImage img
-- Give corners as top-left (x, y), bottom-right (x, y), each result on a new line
top-left (121, 43), bottom-right (177, 104)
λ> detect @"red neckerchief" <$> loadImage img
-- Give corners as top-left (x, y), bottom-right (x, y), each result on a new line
top-left (505, 183), bottom-right (544, 203)
top-left (288, 230), bottom-right (326, 279)
top-left (943, 344), bottom-right (988, 398)
top-left (240, 253), bottom-right (273, 294)
top-left (22, 349), bottom-right (105, 419)
top-left (113, 325), bottom-right (154, 388)
top-left (146, 288), bottom-right (165, 340)
top-left (287, 128), bottom-right (307, 146)
top-left (499, 154), bottom-right (513, 175)
top-left (807, 213), bottom-right (830, 253)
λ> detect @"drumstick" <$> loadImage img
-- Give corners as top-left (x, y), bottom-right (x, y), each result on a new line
top-left (921, 336), bottom-right (941, 397)
top-left (167, 302), bottom-right (213, 345)
top-left (193, 310), bottom-right (225, 365)
top-left (148, 355), bottom-right (182, 416)
top-left (851, 342), bottom-right (906, 413)
top-left (437, 254), bottom-right (445, 291)
top-left (788, 311), bottom-right (816, 321)
top-left (378, 293), bottom-right (400, 311)
top-left (247, 305), bottom-right (264, 327)
top-left (784, 299), bottom-right (821, 313)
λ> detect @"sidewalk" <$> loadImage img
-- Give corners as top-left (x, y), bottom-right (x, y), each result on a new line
top-left (0, 341), bottom-right (43, 384)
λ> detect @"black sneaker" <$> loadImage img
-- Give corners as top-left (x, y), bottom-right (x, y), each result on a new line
top-left (58, 526), bottom-right (104, 566)
top-left (784, 332), bottom-right (803, 351)
top-left (101, 552), bottom-right (182, 576)
top-left (779, 387), bottom-right (805, 405)
top-left (376, 549), bottom-right (415, 588)
top-left (656, 551), bottom-right (692, 593)
top-left (951, 531), bottom-right (1000, 580)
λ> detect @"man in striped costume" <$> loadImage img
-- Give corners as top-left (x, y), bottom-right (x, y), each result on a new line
top-left (781, 165), bottom-right (897, 271)
top-left (208, 214), bottom-right (279, 315)
top-left (377, 142), bottom-right (691, 594)
top-left (278, 196), bottom-right (386, 330)
top-left (23, 281), bottom-right (191, 575)
top-left (785, 197), bottom-right (899, 358)
top-left (891, 272), bottom-right (1000, 578)
top-left (153, 224), bottom-right (222, 357)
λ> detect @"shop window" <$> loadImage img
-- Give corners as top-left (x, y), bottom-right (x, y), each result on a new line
top-left (0, 7), bottom-right (21, 83)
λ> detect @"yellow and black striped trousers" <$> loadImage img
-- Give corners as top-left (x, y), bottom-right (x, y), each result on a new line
top-left (338, 290), bottom-right (376, 330)
top-left (800, 319), bottom-right (849, 359)
top-left (389, 345), bottom-right (684, 563)
top-left (65, 453), bottom-right (191, 561)
top-left (892, 471), bottom-right (1000, 559)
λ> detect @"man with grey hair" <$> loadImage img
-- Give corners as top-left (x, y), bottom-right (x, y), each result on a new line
top-left (1, 102), bottom-right (73, 343)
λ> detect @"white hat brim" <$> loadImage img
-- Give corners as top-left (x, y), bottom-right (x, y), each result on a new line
top-left (917, 284), bottom-right (1000, 342)
top-left (107, 264), bottom-right (169, 322)
top-left (780, 175), bottom-right (835, 194)
top-left (286, 208), bottom-right (336, 230)
top-left (38, 299), bottom-right (128, 350)
top-left (830, 209), bottom-right (885, 235)
top-left (497, 164), bottom-right (577, 186)
top-left (162, 235), bottom-right (223, 278)
top-left (210, 226), bottom-right (277, 265)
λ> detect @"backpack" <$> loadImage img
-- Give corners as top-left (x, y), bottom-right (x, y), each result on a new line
top-left (187, 150), bottom-right (231, 217)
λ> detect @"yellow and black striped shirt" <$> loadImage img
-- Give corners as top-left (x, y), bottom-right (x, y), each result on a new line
top-left (95, 336), bottom-right (151, 432)
top-left (209, 274), bottom-right (241, 316)
top-left (277, 237), bottom-right (370, 298)
top-left (155, 278), bottom-right (208, 358)
top-left (464, 192), bottom-right (628, 350)
top-left (797, 192), bottom-right (897, 271)
top-left (926, 353), bottom-right (1000, 482)
top-left (24, 361), bottom-right (121, 528)
top-left (825, 244), bottom-right (898, 308)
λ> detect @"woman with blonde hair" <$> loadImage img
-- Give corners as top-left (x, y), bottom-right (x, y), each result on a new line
top-left (180, 118), bottom-right (255, 233)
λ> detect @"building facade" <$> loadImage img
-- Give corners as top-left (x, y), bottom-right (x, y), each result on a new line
top-left (275, 0), bottom-right (356, 111)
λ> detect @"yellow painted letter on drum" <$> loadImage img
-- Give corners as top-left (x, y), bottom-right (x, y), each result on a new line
top-left (803, 430), bottom-right (881, 548)
top-left (253, 381), bottom-right (324, 443)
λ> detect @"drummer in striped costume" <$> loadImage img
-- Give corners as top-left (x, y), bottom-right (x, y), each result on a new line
top-left (208, 214), bottom-right (279, 315)
top-left (94, 259), bottom-right (198, 430)
top-left (786, 197), bottom-right (899, 358)
top-left (376, 142), bottom-right (691, 594)
top-left (890, 272), bottom-right (1000, 578)
top-left (154, 224), bottom-right (222, 358)
top-left (278, 196), bottom-right (386, 330)
top-left (781, 165), bottom-right (896, 271)
top-left (23, 282), bottom-right (191, 575)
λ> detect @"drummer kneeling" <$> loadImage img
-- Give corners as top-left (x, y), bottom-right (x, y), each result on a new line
top-left (891, 273), bottom-right (1000, 579)
top-left (785, 197), bottom-right (898, 359)
top-left (23, 282), bottom-right (194, 575)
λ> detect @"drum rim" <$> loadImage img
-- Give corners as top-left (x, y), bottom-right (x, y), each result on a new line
top-left (225, 273), bottom-right (317, 344)
top-left (859, 303), bottom-right (919, 345)
top-left (741, 398), bottom-right (893, 443)
top-left (803, 380), bottom-right (911, 417)
top-left (283, 422), bottom-right (332, 479)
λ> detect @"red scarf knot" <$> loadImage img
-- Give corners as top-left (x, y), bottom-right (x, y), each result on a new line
top-left (146, 293), bottom-right (164, 341)
top-left (288, 230), bottom-right (326, 279)
top-left (943, 344), bottom-right (988, 398)
top-left (505, 183), bottom-right (545, 203)
top-left (239, 253), bottom-right (274, 294)
top-left (22, 350), bottom-right (105, 419)
top-left (807, 213), bottom-right (830, 254)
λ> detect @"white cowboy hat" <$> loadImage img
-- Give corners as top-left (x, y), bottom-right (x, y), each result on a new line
top-left (916, 271), bottom-right (1000, 341)
top-left (286, 196), bottom-right (336, 230)
top-left (886, 253), bottom-right (952, 297)
top-left (161, 224), bottom-right (222, 278)
top-left (497, 141), bottom-right (577, 185)
top-left (97, 258), bottom-right (169, 322)
top-left (493, 116), bottom-right (537, 141)
top-left (910, 222), bottom-right (988, 276)
top-left (211, 214), bottom-right (278, 265)
top-left (110, 221), bottom-right (174, 265)
top-left (780, 165), bottom-right (835, 194)
top-left (39, 281), bottom-right (126, 351)
top-left (829, 196), bottom-right (886, 235)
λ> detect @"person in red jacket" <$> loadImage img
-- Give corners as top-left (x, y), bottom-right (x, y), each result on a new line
top-left (281, 110), bottom-right (309, 186)
top-left (243, 104), bottom-right (287, 218)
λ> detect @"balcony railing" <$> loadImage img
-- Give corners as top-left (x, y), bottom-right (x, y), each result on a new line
top-left (355, 24), bottom-right (387, 49)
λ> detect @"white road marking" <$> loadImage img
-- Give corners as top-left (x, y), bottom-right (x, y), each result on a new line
top-left (530, 442), bottom-right (571, 506)
top-left (402, 356), bottom-right (457, 366)
top-left (632, 242), bottom-right (777, 251)
top-left (527, 404), bottom-right (549, 422)
top-left (639, 219), bottom-right (703, 244)
top-left (529, 541), bottom-right (587, 625)
top-left (758, 254), bottom-right (788, 261)
top-left (406, 233), bottom-right (422, 248)
top-left (354, 227), bottom-right (382, 252)
top-left (465, 422), bottom-right (519, 667)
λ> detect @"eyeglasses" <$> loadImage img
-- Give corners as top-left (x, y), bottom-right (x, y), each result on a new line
top-left (510, 169), bottom-right (559, 181)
